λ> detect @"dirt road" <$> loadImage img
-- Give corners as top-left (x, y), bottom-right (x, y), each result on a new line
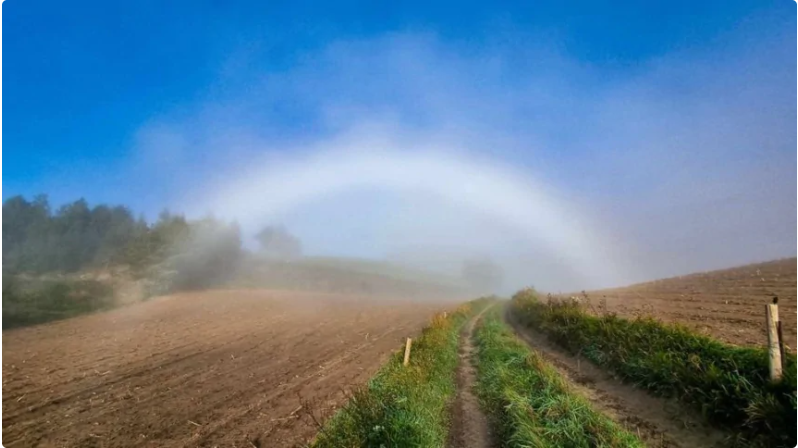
top-left (2, 290), bottom-right (454, 447)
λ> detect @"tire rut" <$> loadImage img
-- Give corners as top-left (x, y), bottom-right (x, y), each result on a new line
top-left (505, 308), bottom-right (729, 448)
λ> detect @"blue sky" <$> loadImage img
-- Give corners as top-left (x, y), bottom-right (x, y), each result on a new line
top-left (2, 0), bottom-right (796, 288)
top-left (4, 0), bottom-right (790, 201)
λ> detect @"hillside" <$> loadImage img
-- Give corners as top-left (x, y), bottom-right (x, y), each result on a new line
top-left (586, 258), bottom-right (797, 350)
top-left (230, 256), bottom-right (466, 299)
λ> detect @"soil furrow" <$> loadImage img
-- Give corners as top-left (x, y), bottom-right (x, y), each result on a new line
top-left (2, 290), bottom-right (455, 447)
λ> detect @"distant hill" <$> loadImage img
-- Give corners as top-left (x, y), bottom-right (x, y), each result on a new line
top-left (300, 256), bottom-right (464, 286)
top-left (230, 256), bottom-right (467, 298)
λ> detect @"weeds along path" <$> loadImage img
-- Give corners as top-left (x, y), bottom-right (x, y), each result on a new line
top-left (312, 299), bottom-right (493, 447)
top-left (504, 308), bottom-right (728, 448)
top-left (448, 305), bottom-right (496, 448)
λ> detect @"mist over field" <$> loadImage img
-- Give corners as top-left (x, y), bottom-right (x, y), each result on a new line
top-left (4, 3), bottom-right (797, 447)
top-left (147, 20), bottom-right (794, 292)
top-left (7, 7), bottom-right (795, 293)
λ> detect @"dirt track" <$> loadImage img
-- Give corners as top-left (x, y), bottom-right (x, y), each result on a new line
top-left (448, 306), bottom-right (494, 448)
top-left (2, 290), bottom-right (454, 447)
top-left (506, 309), bottom-right (727, 448)
top-left (589, 258), bottom-right (797, 351)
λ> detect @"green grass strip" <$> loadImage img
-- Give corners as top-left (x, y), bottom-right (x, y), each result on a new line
top-left (312, 298), bottom-right (492, 447)
top-left (511, 289), bottom-right (797, 447)
top-left (473, 306), bottom-right (644, 448)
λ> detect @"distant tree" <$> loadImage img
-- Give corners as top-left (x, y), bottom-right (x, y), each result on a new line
top-left (461, 258), bottom-right (503, 294)
top-left (2, 195), bottom-right (247, 328)
top-left (2, 195), bottom-right (148, 273)
top-left (121, 210), bottom-right (190, 273)
top-left (2, 197), bottom-right (191, 275)
top-left (93, 205), bottom-right (138, 265)
top-left (255, 225), bottom-right (302, 260)
top-left (3, 195), bottom-right (246, 283)
top-left (52, 199), bottom-right (95, 271)
top-left (156, 217), bottom-right (243, 291)
top-left (2, 195), bottom-right (52, 271)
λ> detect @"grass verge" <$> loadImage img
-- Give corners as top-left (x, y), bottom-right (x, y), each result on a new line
top-left (311, 298), bottom-right (492, 447)
top-left (510, 289), bottom-right (797, 447)
top-left (474, 306), bottom-right (645, 447)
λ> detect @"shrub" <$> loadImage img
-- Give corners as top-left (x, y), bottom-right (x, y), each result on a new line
top-left (3, 275), bottom-right (115, 329)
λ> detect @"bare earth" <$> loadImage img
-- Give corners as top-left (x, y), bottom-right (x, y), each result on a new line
top-left (2, 290), bottom-right (454, 447)
top-left (588, 258), bottom-right (797, 351)
top-left (506, 309), bottom-right (727, 448)
top-left (448, 306), bottom-right (495, 448)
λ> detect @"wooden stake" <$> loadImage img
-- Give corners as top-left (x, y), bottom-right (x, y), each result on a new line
top-left (403, 338), bottom-right (413, 366)
top-left (777, 320), bottom-right (785, 365)
top-left (766, 303), bottom-right (783, 382)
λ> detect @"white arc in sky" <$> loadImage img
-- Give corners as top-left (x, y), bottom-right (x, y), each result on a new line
top-left (199, 147), bottom-right (625, 288)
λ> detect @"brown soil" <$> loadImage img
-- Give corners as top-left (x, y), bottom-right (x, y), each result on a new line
top-left (2, 289), bottom-right (455, 447)
top-left (505, 309), bottom-right (729, 448)
top-left (448, 307), bottom-right (495, 448)
top-left (585, 258), bottom-right (796, 351)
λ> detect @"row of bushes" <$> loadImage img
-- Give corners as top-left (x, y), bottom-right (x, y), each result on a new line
top-left (510, 289), bottom-right (797, 447)
top-left (312, 298), bottom-right (492, 447)
top-left (474, 307), bottom-right (644, 447)
top-left (2, 275), bottom-right (116, 329)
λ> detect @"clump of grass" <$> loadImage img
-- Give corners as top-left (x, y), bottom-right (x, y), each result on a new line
top-left (312, 298), bottom-right (492, 447)
top-left (511, 289), bottom-right (797, 447)
top-left (474, 307), bottom-right (644, 447)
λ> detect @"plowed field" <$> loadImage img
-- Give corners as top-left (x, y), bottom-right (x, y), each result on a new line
top-left (590, 258), bottom-right (796, 351)
top-left (2, 290), bottom-right (453, 447)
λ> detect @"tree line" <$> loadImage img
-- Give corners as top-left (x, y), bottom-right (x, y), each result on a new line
top-left (2, 195), bottom-right (257, 328)
top-left (2, 195), bottom-right (242, 281)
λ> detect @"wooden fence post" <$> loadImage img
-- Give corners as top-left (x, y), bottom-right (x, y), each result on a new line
top-left (777, 320), bottom-right (785, 364)
top-left (403, 338), bottom-right (413, 367)
top-left (766, 303), bottom-right (783, 382)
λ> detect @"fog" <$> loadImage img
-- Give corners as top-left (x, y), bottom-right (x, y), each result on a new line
top-left (121, 17), bottom-right (795, 293)
top-left (195, 146), bottom-right (626, 291)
